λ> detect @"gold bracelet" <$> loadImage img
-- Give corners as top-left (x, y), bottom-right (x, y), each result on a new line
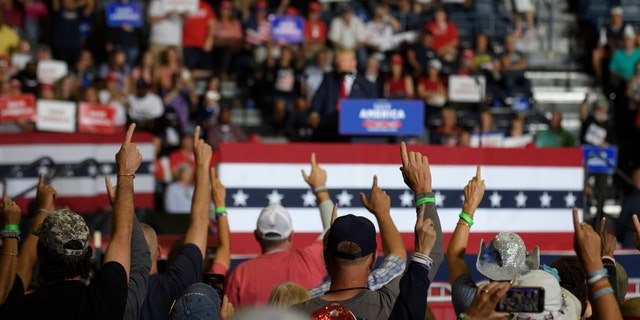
top-left (0, 252), bottom-right (18, 257)
top-left (117, 173), bottom-right (136, 179)
top-left (457, 222), bottom-right (470, 227)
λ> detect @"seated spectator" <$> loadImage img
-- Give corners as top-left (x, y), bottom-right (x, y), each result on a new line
top-left (328, 3), bottom-right (367, 70)
top-left (54, 75), bottom-right (77, 101)
top-left (182, 0), bottom-right (215, 80)
top-left (424, 7), bottom-right (458, 62)
top-left (132, 51), bottom-right (155, 89)
top-left (535, 111), bottom-right (576, 147)
top-left (364, 56), bottom-right (384, 97)
top-left (303, 49), bottom-right (333, 105)
top-left (40, 83), bottom-right (55, 99)
top-left (70, 49), bottom-right (98, 91)
top-left (471, 33), bottom-right (495, 71)
top-left (105, 0), bottom-right (143, 67)
top-left (100, 49), bottom-right (131, 93)
top-left (384, 54), bottom-right (414, 99)
top-left (168, 131), bottom-right (195, 180)
top-left (128, 78), bottom-right (164, 130)
top-left (0, 11), bottom-right (19, 56)
top-left (504, 114), bottom-right (533, 147)
top-left (159, 70), bottom-right (197, 130)
top-left (407, 30), bottom-right (437, 77)
top-left (592, 6), bottom-right (630, 82)
top-left (164, 163), bottom-right (194, 213)
top-left (391, 0), bottom-right (423, 33)
top-left (609, 26), bottom-right (640, 84)
top-left (98, 72), bottom-right (128, 131)
top-left (499, 34), bottom-right (531, 95)
top-left (205, 107), bottom-right (248, 151)
top-left (365, 4), bottom-right (400, 60)
top-left (456, 49), bottom-right (478, 75)
top-left (417, 59), bottom-right (447, 107)
top-left (154, 46), bottom-right (183, 92)
top-left (244, 1), bottom-right (270, 65)
top-left (148, 0), bottom-right (184, 65)
top-left (580, 93), bottom-right (615, 147)
top-left (226, 155), bottom-right (332, 307)
top-left (50, 0), bottom-right (93, 66)
top-left (14, 60), bottom-right (39, 96)
top-left (430, 106), bottom-right (461, 146)
top-left (266, 45), bottom-right (303, 133)
top-left (303, 2), bottom-right (326, 61)
top-left (212, 0), bottom-right (243, 80)
top-left (197, 76), bottom-right (222, 127)
top-left (470, 109), bottom-right (505, 147)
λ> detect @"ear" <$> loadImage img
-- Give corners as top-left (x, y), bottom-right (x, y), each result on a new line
top-left (369, 253), bottom-right (376, 271)
top-left (287, 231), bottom-right (294, 243)
top-left (156, 245), bottom-right (163, 261)
top-left (254, 230), bottom-right (260, 242)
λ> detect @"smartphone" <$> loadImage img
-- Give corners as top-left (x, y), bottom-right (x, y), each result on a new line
top-left (495, 286), bottom-right (545, 313)
top-left (203, 273), bottom-right (225, 305)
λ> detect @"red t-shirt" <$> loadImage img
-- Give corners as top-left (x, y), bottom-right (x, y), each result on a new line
top-left (386, 76), bottom-right (407, 97)
top-left (424, 21), bottom-right (458, 51)
top-left (226, 240), bottom-right (326, 308)
top-left (183, 1), bottom-right (215, 48)
top-left (418, 77), bottom-right (443, 94)
top-left (304, 19), bottom-right (326, 44)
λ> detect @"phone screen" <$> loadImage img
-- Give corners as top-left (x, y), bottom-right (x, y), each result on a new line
top-left (202, 273), bottom-right (225, 305)
top-left (495, 287), bottom-right (545, 313)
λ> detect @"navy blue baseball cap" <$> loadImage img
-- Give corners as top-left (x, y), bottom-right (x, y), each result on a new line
top-left (327, 214), bottom-right (376, 260)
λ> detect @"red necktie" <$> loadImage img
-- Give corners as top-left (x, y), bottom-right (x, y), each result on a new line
top-left (337, 76), bottom-right (347, 111)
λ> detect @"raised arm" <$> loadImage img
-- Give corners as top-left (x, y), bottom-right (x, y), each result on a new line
top-left (301, 153), bottom-right (333, 236)
top-left (447, 166), bottom-right (485, 284)
top-left (105, 175), bottom-right (150, 320)
top-left (399, 141), bottom-right (443, 281)
top-left (0, 190), bottom-right (21, 303)
top-left (183, 126), bottom-right (213, 258)
top-left (574, 208), bottom-right (622, 320)
top-left (16, 173), bottom-right (55, 289)
top-left (211, 168), bottom-right (230, 272)
top-left (104, 123), bottom-right (143, 279)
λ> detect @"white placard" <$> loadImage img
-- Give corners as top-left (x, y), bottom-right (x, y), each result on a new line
top-left (469, 131), bottom-right (505, 148)
top-left (448, 75), bottom-right (486, 103)
top-left (162, 0), bottom-right (198, 13)
top-left (37, 60), bottom-right (68, 84)
top-left (11, 53), bottom-right (32, 70)
top-left (36, 100), bottom-right (77, 133)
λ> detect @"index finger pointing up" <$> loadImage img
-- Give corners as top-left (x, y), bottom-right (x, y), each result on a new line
top-left (123, 123), bottom-right (136, 145)
top-left (476, 165), bottom-right (481, 180)
top-left (38, 172), bottom-right (45, 187)
top-left (400, 141), bottom-right (409, 166)
top-left (2, 188), bottom-right (6, 201)
top-left (633, 214), bottom-right (640, 232)
top-left (310, 153), bottom-right (317, 167)
top-left (194, 125), bottom-right (201, 141)
top-left (572, 207), bottom-right (581, 232)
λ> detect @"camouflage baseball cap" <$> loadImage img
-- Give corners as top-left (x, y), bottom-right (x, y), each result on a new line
top-left (35, 209), bottom-right (90, 256)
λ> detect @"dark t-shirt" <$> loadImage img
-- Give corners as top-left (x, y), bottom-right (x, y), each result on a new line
top-left (139, 243), bottom-right (203, 320)
top-left (0, 261), bottom-right (128, 320)
top-left (52, 7), bottom-right (85, 47)
top-left (580, 115), bottom-right (615, 146)
top-left (410, 43), bottom-right (437, 71)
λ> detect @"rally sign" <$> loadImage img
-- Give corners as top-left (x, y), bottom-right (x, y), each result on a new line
top-left (37, 60), bottom-right (68, 84)
top-left (339, 99), bottom-right (424, 136)
top-left (270, 15), bottom-right (305, 43)
top-left (36, 100), bottom-right (76, 133)
top-left (448, 75), bottom-right (486, 103)
top-left (105, 2), bottom-right (143, 27)
top-left (583, 146), bottom-right (617, 174)
top-left (78, 103), bottom-right (116, 134)
top-left (0, 94), bottom-right (37, 122)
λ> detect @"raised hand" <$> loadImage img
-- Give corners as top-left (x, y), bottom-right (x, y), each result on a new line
top-left (573, 207), bottom-right (602, 271)
top-left (193, 126), bottom-right (212, 167)
top-left (1, 189), bottom-right (21, 226)
top-left (465, 282), bottom-right (510, 320)
top-left (210, 168), bottom-right (226, 207)
top-left (116, 123), bottom-right (143, 175)
top-left (414, 205), bottom-right (436, 256)
top-left (219, 295), bottom-right (234, 320)
top-left (36, 173), bottom-right (57, 212)
top-left (360, 175), bottom-right (391, 216)
top-left (462, 165), bottom-right (485, 216)
top-left (598, 217), bottom-right (616, 258)
top-left (301, 153), bottom-right (327, 189)
top-left (399, 141), bottom-right (431, 194)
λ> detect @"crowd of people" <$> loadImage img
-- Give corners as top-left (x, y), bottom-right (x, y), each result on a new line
top-left (0, 126), bottom-right (638, 320)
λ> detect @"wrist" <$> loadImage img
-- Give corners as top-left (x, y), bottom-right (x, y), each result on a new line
top-left (461, 204), bottom-right (476, 217)
top-left (582, 259), bottom-right (605, 273)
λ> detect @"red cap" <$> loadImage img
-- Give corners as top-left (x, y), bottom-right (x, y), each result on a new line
top-left (220, 0), bottom-right (232, 9)
top-left (309, 2), bottom-right (322, 13)
top-left (462, 49), bottom-right (475, 59)
top-left (105, 71), bottom-right (119, 82)
top-left (285, 6), bottom-right (298, 16)
top-left (391, 54), bottom-right (403, 64)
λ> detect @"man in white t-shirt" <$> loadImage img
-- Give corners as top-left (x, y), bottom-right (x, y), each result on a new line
top-left (328, 4), bottom-right (367, 70)
top-left (148, 0), bottom-right (184, 64)
top-left (128, 79), bottom-right (164, 130)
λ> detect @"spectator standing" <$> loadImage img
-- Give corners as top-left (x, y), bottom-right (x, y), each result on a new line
top-left (168, 131), bottom-right (195, 180)
top-left (70, 49), bottom-right (98, 91)
top-left (535, 111), bottom-right (576, 147)
top-left (407, 30), bottom-right (437, 77)
top-left (592, 6), bottom-right (630, 82)
top-left (98, 72), bottom-right (128, 131)
top-left (128, 78), bottom-right (164, 130)
top-left (430, 106), bottom-right (462, 146)
top-left (609, 26), bottom-right (640, 84)
top-left (384, 54), bottom-right (414, 99)
top-left (14, 60), bottom-right (39, 95)
top-left (424, 7), bottom-right (458, 62)
top-left (244, 1), bottom-right (270, 65)
top-left (132, 51), bottom-right (155, 88)
top-left (499, 34), bottom-right (530, 95)
top-left (365, 4), bottom-right (400, 60)
top-left (364, 56), bottom-right (384, 98)
top-left (50, 0), bottom-right (94, 66)
top-left (511, 0), bottom-right (536, 38)
top-left (148, 0), bottom-right (184, 65)
top-left (182, 0), bottom-right (216, 79)
top-left (328, 4), bottom-right (367, 71)
top-left (303, 2), bottom-right (326, 61)
top-left (164, 163), bottom-right (194, 213)
top-left (22, 0), bottom-right (48, 44)
top-left (100, 49), bottom-right (131, 93)
top-left (579, 93), bottom-right (615, 147)
top-left (159, 69), bottom-right (197, 130)
top-left (303, 49), bottom-right (333, 105)
top-left (391, 0), bottom-right (423, 33)
top-left (417, 59), bottom-right (447, 108)
top-left (617, 168), bottom-right (640, 248)
top-left (266, 45), bottom-right (303, 133)
top-left (212, 0), bottom-right (243, 80)
top-left (105, 0), bottom-right (143, 67)
top-left (1, 0), bottom-right (23, 29)
top-left (205, 107), bottom-right (248, 151)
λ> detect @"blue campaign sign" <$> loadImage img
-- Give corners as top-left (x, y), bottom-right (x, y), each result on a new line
top-left (339, 99), bottom-right (424, 136)
top-left (270, 15), bottom-right (304, 43)
top-left (583, 146), bottom-right (617, 174)
top-left (105, 2), bottom-right (143, 27)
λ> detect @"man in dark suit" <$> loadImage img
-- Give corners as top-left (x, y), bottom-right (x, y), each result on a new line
top-left (309, 48), bottom-right (378, 142)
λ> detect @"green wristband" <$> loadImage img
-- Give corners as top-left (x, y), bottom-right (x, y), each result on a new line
top-left (3, 225), bottom-right (19, 231)
top-left (416, 197), bottom-right (435, 206)
top-left (459, 212), bottom-right (474, 227)
top-left (215, 207), bottom-right (227, 213)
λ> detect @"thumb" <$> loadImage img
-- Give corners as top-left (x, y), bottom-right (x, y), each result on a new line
top-left (359, 192), bottom-right (368, 208)
top-left (301, 169), bottom-right (309, 181)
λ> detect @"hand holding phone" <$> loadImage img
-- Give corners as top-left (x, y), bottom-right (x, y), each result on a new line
top-left (495, 286), bottom-right (545, 313)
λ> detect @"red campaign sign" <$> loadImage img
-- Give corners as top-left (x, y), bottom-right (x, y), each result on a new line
top-left (0, 94), bottom-right (37, 122)
top-left (77, 102), bottom-right (116, 134)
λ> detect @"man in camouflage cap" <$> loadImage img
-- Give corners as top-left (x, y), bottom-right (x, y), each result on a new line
top-left (35, 209), bottom-right (90, 257)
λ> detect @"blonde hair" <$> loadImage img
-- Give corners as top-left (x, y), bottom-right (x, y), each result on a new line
top-left (268, 282), bottom-right (311, 309)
